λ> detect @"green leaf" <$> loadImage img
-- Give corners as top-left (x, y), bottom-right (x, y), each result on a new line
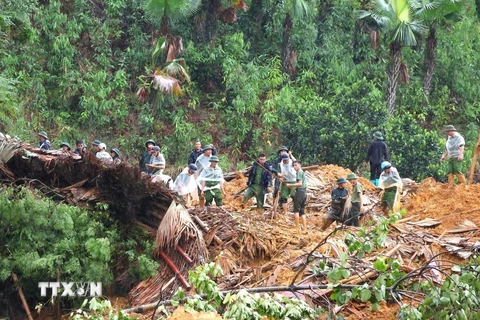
top-left (373, 259), bottom-right (388, 272)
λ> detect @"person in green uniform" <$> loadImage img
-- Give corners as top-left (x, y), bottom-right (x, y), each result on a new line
top-left (440, 125), bottom-right (466, 185)
top-left (346, 173), bottom-right (363, 227)
top-left (286, 160), bottom-right (308, 230)
top-left (199, 156), bottom-right (226, 207)
top-left (242, 153), bottom-right (273, 215)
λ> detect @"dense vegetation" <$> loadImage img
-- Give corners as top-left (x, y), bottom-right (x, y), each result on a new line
top-left (0, 186), bottom-right (159, 311)
top-left (1, 0), bottom-right (480, 179)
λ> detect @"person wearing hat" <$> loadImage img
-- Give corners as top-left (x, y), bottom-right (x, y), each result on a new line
top-left (272, 146), bottom-right (295, 198)
top-left (59, 142), bottom-right (71, 152)
top-left (172, 164), bottom-right (198, 198)
top-left (366, 131), bottom-right (388, 186)
top-left (320, 177), bottom-right (350, 231)
top-left (285, 160), bottom-right (308, 230)
top-left (37, 131), bottom-right (51, 150)
top-left (241, 153), bottom-right (273, 215)
top-left (378, 161), bottom-right (403, 214)
top-left (96, 143), bottom-right (113, 162)
top-left (441, 125), bottom-right (466, 185)
top-left (277, 152), bottom-right (298, 216)
top-left (140, 139), bottom-right (156, 173)
top-left (346, 173), bottom-right (363, 227)
top-left (91, 140), bottom-right (102, 153)
top-left (110, 148), bottom-right (121, 165)
top-left (198, 156), bottom-right (226, 207)
top-left (74, 139), bottom-right (86, 156)
top-left (188, 140), bottom-right (217, 165)
top-left (146, 146), bottom-right (166, 175)
top-left (195, 144), bottom-right (216, 174)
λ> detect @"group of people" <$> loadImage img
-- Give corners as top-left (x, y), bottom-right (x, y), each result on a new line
top-left (1, 123), bottom-right (466, 231)
top-left (35, 131), bottom-right (121, 164)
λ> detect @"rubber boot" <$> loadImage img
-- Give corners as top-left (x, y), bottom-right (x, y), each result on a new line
top-left (375, 179), bottom-right (379, 186)
top-left (456, 173), bottom-right (466, 185)
top-left (447, 174), bottom-right (454, 186)
top-left (199, 196), bottom-right (205, 208)
top-left (301, 216), bottom-right (307, 230)
top-left (295, 216), bottom-right (300, 229)
top-left (370, 180), bottom-right (376, 186)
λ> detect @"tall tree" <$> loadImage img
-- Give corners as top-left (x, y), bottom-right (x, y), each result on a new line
top-left (360, 0), bottom-right (426, 114)
top-left (144, 0), bottom-right (201, 36)
top-left (281, 0), bottom-right (308, 76)
top-left (414, 0), bottom-right (466, 97)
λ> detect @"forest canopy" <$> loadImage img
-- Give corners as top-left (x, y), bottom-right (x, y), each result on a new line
top-left (1, 0), bottom-right (479, 180)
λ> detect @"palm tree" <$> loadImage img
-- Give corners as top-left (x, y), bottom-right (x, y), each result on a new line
top-left (144, 0), bottom-right (201, 36)
top-left (413, 0), bottom-right (466, 96)
top-left (359, 0), bottom-right (426, 114)
top-left (282, 0), bottom-right (308, 76)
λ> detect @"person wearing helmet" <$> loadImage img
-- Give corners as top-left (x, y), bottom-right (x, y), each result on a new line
top-left (366, 131), bottom-right (389, 186)
top-left (91, 140), bottom-right (102, 153)
top-left (441, 125), bottom-right (466, 185)
top-left (146, 146), bottom-right (165, 174)
top-left (320, 177), bottom-right (349, 231)
top-left (37, 131), bottom-right (51, 150)
top-left (140, 139), bottom-right (156, 173)
top-left (277, 152), bottom-right (297, 216)
top-left (195, 144), bottom-right (216, 174)
top-left (198, 156), bottom-right (226, 207)
top-left (172, 164), bottom-right (198, 198)
top-left (346, 173), bottom-right (363, 227)
top-left (96, 143), bottom-right (113, 162)
top-left (285, 160), bottom-right (308, 231)
top-left (111, 148), bottom-right (121, 165)
top-left (188, 140), bottom-right (217, 165)
top-left (272, 146), bottom-right (295, 200)
top-left (378, 161), bottom-right (402, 214)
top-left (59, 142), bottom-right (71, 152)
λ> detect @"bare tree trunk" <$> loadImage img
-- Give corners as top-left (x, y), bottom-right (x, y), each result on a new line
top-left (160, 15), bottom-right (169, 36)
top-left (206, 0), bottom-right (222, 41)
top-left (423, 27), bottom-right (437, 96)
top-left (282, 13), bottom-right (294, 76)
top-left (386, 41), bottom-right (401, 114)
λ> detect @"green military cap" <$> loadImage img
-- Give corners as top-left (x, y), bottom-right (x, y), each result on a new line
top-left (373, 131), bottom-right (383, 140)
top-left (444, 125), bottom-right (457, 132)
top-left (346, 173), bottom-right (357, 180)
top-left (38, 131), bottom-right (48, 139)
top-left (209, 155), bottom-right (220, 162)
top-left (60, 142), bottom-right (71, 150)
top-left (337, 177), bottom-right (347, 184)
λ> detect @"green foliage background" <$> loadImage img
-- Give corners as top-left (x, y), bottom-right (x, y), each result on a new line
top-left (1, 0), bottom-right (479, 176)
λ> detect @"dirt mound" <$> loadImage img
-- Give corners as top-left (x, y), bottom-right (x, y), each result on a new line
top-left (404, 178), bottom-right (480, 233)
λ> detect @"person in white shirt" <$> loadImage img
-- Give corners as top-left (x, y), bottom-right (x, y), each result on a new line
top-left (96, 143), bottom-right (113, 162)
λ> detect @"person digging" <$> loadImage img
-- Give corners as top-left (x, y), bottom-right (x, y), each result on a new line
top-left (241, 153), bottom-right (273, 215)
top-left (320, 177), bottom-right (349, 231)
top-left (346, 173), bottom-right (363, 227)
top-left (285, 160), bottom-right (308, 231)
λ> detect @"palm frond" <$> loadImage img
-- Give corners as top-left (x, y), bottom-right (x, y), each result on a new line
top-left (144, 0), bottom-right (201, 21)
top-left (152, 73), bottom-right (180, 95)
top-left (162, 60), bottom-right (191, 83)
top-left (292, 0), bottom-right (308, 18)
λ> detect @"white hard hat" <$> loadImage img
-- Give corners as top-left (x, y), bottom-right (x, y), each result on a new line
top-left (98, 143), bottom-right (106, 150)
